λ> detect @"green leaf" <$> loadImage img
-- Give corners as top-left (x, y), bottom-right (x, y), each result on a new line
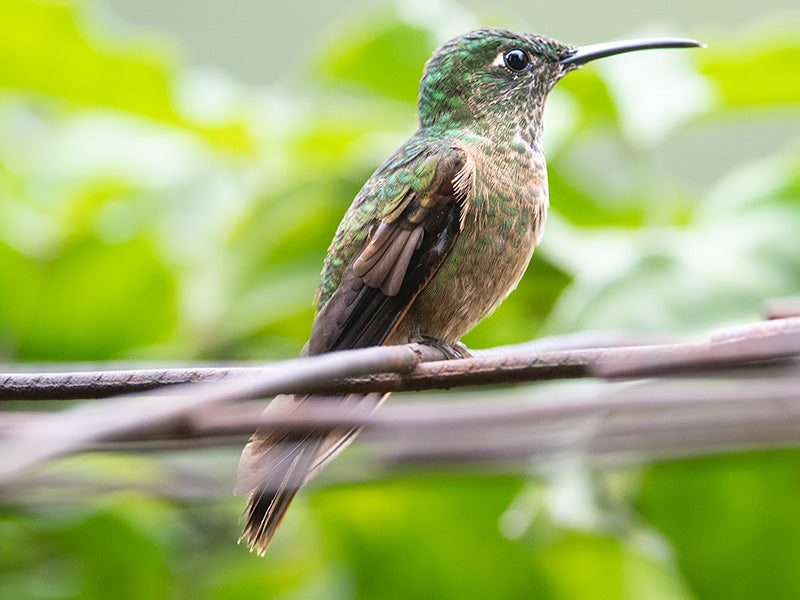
top-left (315, 17), bottom-right (436, 103)
top-left (640, 450), bottom-right (800, 600)
top-left (312, 476), bottom-right (553, 600)
top-left (0, 0), bottom-right (252, 151)
top-left (0, 236), bottom-right (177, 360)
top-left (700, 27), bottom-right (800, 107)
top-left (0, 0), bottom-right (177, 119)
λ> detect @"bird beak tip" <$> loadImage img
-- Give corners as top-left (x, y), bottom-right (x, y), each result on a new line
top-left (559, 37), bottom-right (707, 66)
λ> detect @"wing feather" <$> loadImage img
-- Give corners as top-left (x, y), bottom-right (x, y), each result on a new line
top-left (308, 145), bottom-right (472, 355)
top-left (238, 142), bottom-right (475, 554)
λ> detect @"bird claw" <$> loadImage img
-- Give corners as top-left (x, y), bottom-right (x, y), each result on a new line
top-left (418, 335), bottom-right (472, 359)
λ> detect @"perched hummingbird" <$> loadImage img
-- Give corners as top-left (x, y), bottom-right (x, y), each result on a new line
top-left (236, 27), bottom-right (703, 554)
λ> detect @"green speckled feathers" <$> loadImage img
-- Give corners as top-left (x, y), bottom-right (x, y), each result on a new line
top-left (237, 26), bottom-right (703, 554)
top-left (314, 136), bottom-right (429, 310)
top-left (316, 28), bottom-right (576, 314)
top-left (309, 139), bottom-right (469, 354)
top-left (418, 28), bottom-right (574, 129)
top-left (242, 26), bottom-right (574, 556)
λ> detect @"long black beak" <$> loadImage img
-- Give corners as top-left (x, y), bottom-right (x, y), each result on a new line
top-left (559, 37), bottom-right (705, 66)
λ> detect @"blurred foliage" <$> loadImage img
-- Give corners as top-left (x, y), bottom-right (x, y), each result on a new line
top-left (0, 0), bottom-right (799, 598)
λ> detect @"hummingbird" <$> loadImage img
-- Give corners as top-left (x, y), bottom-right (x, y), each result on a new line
top-left (236, 27), bottom-right (703, 554)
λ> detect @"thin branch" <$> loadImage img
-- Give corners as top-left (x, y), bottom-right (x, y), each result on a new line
top-left (764, 297), bottom-right (800, 320)
top-left (3, 374), bottom-right (799, 462)
top-left (0, 344), bottom-right (440, 485)
top-left (0, 317), bottom-right (798, 492)
top-left (0, 338), bottom-right (602, 401)
top-left (2, 317), bottom-right (798, 400)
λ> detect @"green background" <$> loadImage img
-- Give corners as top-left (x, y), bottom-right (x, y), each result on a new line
top-left (1, 0), bottom-right (799, 598)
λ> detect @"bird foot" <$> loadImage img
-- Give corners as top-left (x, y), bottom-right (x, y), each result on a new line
top-left (418, 336), bottom-right (472, 359)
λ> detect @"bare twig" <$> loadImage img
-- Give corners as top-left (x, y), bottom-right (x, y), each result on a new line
top-left (594, 317), bottom-right (800, 378)
top-left (764, 297), bottom-right (800, 320)
top-left (0, 344), bottom-right (442, 485)
top-left (2, 317), bottom-right (798, 400)
top-left (0, 316), bottom-right (798, 495)
top-left (3, 374), bottom-right (799, 463)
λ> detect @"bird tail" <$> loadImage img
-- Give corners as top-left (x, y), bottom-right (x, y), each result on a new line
top-left (238, 435), bottom-right (320, 555)
top-left (235, 392), bottom-right (387, 555)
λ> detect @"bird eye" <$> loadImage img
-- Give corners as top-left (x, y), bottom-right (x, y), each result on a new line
top-left (503, 48), bottom-right (531, 73)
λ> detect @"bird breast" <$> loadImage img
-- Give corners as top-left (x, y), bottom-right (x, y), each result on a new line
top-left (388, 141), bottom-right (549, 345)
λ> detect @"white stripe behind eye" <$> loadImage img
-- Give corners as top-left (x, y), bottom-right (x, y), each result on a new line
top-left (491, 51), bottom-right (505, 67)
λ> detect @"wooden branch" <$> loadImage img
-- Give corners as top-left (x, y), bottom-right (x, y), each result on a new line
top-left (3, 373), bottom-right (799, 464)
top-left (0, 344), bottom-right (441, 485)
top-left (2, 317), bottom-right (798, 400)
top-left (0, 316), bottom-right (797, 492)
top-left (0, 337), bottom-right (606, 401)
top-left (764, 297), bottom-right (800, 320)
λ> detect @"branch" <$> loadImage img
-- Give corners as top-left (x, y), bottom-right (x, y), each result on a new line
top-left (0, 317), bottom-right (797, 491)
top-left (0, 344), bottom-right (440, 485)
top-left (4, 374), bottom-right (800, 481)
top-left (2, 317), bottom-right (798, 400)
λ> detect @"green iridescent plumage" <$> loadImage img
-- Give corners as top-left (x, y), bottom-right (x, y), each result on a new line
top-left (418, 28), bottom-right (574, 129)
top-left (315, 29), bottom-right (575, 318)
top-left (237, 26), bottom-right (704, 555)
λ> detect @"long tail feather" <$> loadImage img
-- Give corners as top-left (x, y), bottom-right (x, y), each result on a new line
top-left (236, 392), bottom-right (389, 554)
top-left (239, 441), bottom-right (318, 555)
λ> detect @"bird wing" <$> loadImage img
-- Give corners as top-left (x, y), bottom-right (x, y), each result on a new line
top-left (237, 144), bottom-right (475, 555)
top-left (308, 144), bottom-right (474, 355)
